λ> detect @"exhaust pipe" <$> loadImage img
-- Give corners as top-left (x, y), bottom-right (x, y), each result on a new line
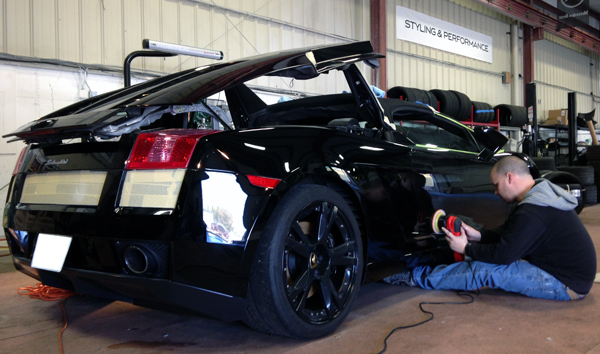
top-left (123, 245), bottom-right (158, 275)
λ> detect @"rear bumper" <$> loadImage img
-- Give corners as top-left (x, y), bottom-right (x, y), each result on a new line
top-left (13, 256), bottom-right (246, 322)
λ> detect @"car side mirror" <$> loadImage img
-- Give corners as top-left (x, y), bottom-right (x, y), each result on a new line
top-left (477, 148), bottom-right (494, 161)
top-left (473, 127), bottom-right (508, 155)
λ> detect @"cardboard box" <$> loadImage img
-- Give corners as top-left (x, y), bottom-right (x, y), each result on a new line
top-left (544, 109), bottom-right (569, 125)
top-left (543, 118), bottom-right (568, 126)
top-left (548, 109), bottom-right (568, 120)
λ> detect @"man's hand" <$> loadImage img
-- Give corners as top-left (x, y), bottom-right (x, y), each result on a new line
top-left (461, 223), bottom-right (481, 242)
top-left (442, 226), bottom-right (468, 255)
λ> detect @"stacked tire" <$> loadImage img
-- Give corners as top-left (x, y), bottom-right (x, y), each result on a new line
top-left (472, 101), bottom-right (495, 123)
top-left (494, 104), bottom-right (528, 127)
top-left (429, 89), bottom-right (472, 121)
top-left (556, 165), bottom-right (595, 205)
top-left (585, 145), bottom-right (600, 204)
top-left (386, 86), bottom-right (437, 108)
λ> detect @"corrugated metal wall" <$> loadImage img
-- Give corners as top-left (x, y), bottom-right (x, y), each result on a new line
top-left (0, 0), bottom-right (367, 75)
top-left (535, 34), bottom-right (600, 121)
top-left (387, 0), bottom-right (516, 107)
top-left (388, 0), bottom-right (600, 126)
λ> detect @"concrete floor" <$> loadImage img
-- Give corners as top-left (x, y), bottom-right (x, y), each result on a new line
top-left (2, 206), bottom-right (600, 354)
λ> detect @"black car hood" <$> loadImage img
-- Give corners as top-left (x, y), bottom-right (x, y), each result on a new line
top-left (4, 41), bottom-right (383, 142)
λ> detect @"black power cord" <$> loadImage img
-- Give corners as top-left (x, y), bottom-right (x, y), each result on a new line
top-left (375, 291), bottom-right (476, 354)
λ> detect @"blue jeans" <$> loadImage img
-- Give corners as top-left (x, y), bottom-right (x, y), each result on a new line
top-left (411, 260), bottom-right (575, 301)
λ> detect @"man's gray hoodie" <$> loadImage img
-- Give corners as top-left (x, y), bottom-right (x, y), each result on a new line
top-left (466, 179), bottom-right (596, 294)
top-left (519, 178), bottom-right (578, 211)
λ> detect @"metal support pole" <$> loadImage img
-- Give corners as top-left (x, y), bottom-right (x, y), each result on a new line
top-left (370, 0), bottom-right (387, 92)
top-left (568, 92), bottom-right (577, 166)
top-left (123, 51), bottom-right (176, 87)
top-left (525, 83), bottom-right (537, 156)
top-left (511, 21), bottom-right (519, 105)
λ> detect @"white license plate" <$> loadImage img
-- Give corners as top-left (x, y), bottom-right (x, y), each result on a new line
top-left (31, 234), bottom-right (72, 272)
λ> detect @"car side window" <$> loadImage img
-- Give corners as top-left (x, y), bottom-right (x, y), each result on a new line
top-left (394, 120), bottom-right (479, 153)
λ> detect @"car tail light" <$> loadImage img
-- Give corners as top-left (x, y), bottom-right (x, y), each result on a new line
top-left (12, 147), bottom-right (28, 175)
top-left (126, 129), bottom-right (220, 170)
top-left (120, 129), bottom-right (219, 209)
top-left (247, 175), bottom-right (281, 189)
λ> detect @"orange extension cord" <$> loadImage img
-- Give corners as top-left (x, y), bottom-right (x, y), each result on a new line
top-left (18, 283), bottom-right (77, 354)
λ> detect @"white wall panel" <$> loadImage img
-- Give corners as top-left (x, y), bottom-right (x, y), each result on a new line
top-left (387, 0), bottom-right (513, 107)
top-left (142, 0), bottom-right (163, 72)
top-left (32, 0), bottom-right (57, 59)
top-left (57, 0), bottom-right (81, 63)
top-left (178, 1), bottom-right (197, 71)
top-left (0, 0), bottom-right (365, 75)
top-left (123, 0), bottom-right (143, 63)
top-left (535, 39), bottom-right (597, 121)
top-left (6, 0), bottom-right (31, 57)
top-left (81, 1), bottom-right (103, 65)
top-left (103, 0), bottom-right (124, 66)
top-left (162, 0), bottom-right (180, 72)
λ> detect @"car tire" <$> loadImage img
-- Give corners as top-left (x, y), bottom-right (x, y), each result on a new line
top-left (532, 156), bottom-right (557, 171)
top-left (495, 104), bottom-right (528, 127)
top-left (425, 90), bottom-right (438, 108)
top-left (586, 145), bottom-right (600, 161)
top-left (557, 166), bottom-right (595, 186)
top-left (472, 101), bottom-right (490, 123)
top-left (430, 89), bottom-right (459, 118)
top-left (387, 86), bottom-right (418, 102)
top-left (586, 184), bottom-right (597, 205)
top-left (245, 184), bottom-right (363, 339)
top-left (449, 90), bottom-right (472, 121)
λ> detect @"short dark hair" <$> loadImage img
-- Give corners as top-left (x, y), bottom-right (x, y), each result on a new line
top-left (493, 156), bottom-right (530, 176)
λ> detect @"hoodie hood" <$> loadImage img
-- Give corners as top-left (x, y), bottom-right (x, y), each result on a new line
top-left (519, 179), bottom-right (577, 211)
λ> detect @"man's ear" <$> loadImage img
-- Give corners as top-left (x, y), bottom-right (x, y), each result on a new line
top-left (506, 172), bottom-right (513, 184)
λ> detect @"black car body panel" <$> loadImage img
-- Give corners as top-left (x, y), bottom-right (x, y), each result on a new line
top-left (4, 41), bottom-right (543, 337)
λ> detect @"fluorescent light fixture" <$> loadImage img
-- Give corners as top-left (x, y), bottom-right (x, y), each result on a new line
top-left (360, 146), bottom-right (384, 151)
top-left (143, 39), bottom-right (223, 60)
top-left (284, 162), bottom-right (290, 172)
top-left (244, 143), bottom-right (266, 151)
top-left (427, 148), bottom-right (449, 152)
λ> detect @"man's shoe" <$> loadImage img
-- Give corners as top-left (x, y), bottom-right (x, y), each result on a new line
top-left (383, 270), bottom-right (414, 286)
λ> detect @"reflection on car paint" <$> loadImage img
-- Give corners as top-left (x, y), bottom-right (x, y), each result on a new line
top-left (202, 171), bottom-right (249, 243)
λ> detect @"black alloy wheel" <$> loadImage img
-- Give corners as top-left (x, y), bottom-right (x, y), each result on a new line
top-left (245, 185), bottom-right (363, 338)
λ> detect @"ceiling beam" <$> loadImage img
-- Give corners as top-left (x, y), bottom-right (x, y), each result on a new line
top-left (471, 0), bottom-right (600, 54)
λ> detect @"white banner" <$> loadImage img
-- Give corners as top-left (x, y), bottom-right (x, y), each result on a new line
top-left (396, 6), bottom-right (493, 63)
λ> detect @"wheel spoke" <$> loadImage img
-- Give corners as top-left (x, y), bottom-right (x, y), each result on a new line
top-left (288, 268), bottom-right (312, 303)
top-left (291, 222), bottom-right (312, 245)
top-left (320, 276), bottom-right (342, 320)
top-left (294, 285), bottom-right (310, 313)
top-left (331, 255), bottom-right (358, 267)
top-left (286, 237), bottom-right (310, 258)
top-left (330, 241), bottom-right (357, 266)
top-left (331, 240), bottom-right (355, 255)
top-left (317, 202), bottom-right (337, 244)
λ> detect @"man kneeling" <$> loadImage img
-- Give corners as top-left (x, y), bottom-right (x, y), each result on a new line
top-left (385, 156), bottom-right (596, 300)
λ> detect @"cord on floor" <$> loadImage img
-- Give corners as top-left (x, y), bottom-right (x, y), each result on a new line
top-left (18, 283), bottom-right (77, 354)
top-left (375, 291), bottom-right (476, 354)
